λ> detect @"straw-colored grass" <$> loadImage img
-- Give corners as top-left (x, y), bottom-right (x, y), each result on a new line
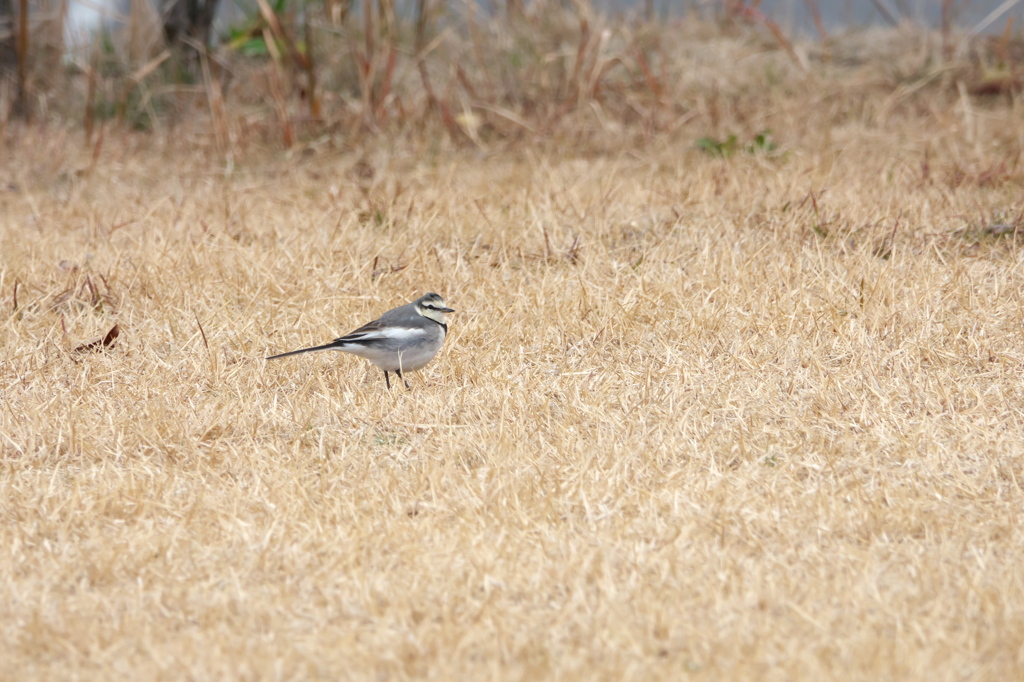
top-left (3, 32), bottom-right (1024, 679)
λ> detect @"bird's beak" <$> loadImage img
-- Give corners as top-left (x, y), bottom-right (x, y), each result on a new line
top-left (439, 306), bottom-right (455, 313)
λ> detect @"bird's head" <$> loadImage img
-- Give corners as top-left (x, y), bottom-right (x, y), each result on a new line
top-left (415, 293), bottom-right (455, 325)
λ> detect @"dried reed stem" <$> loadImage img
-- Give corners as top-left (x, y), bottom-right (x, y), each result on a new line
top-left (14, 0), bottom-right (26, 117)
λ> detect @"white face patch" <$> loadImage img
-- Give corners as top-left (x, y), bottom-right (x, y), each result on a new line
top-left (416, 304), bottom-right (448, 326)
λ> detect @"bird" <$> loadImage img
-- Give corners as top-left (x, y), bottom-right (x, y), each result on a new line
top-left (266, 293), bottom-right (455, 390)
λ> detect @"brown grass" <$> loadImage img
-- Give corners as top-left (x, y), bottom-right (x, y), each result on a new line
top-left (2, 24), bottom-right (1024, 680)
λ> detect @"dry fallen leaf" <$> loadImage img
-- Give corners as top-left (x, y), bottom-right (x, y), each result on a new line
top-left (74, 324), bottom-right (121, 353)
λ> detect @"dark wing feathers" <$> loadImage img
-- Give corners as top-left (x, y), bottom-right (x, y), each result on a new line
top-left (333, 316), bottom-right (388, 343)
top-left (266, 300), bottom-right (422, 360)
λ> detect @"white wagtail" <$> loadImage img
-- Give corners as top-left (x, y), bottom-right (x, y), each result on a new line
top-left (266, 293), bottom-right (455, 389)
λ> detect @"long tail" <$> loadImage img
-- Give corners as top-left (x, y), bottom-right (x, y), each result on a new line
top-left (265, 341), bottom-right (344, 360)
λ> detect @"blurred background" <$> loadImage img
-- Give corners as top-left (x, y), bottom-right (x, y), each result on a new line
top-left (1, 0), bottom-right (1021, 143)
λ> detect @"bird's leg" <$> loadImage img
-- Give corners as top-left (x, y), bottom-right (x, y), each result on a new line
top-left (384, 371), bottom-right (392, 390)
top-left (396, 369), bottom-right (411, 389)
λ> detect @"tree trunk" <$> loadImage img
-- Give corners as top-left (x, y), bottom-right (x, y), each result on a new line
top-left (0, 0), bottom-right (15, 79)
top-left (160, 0), bottom-right (221, 66)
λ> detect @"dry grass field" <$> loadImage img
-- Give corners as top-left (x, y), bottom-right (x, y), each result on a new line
top-left (3, 25), bottom-right (1024, 680)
